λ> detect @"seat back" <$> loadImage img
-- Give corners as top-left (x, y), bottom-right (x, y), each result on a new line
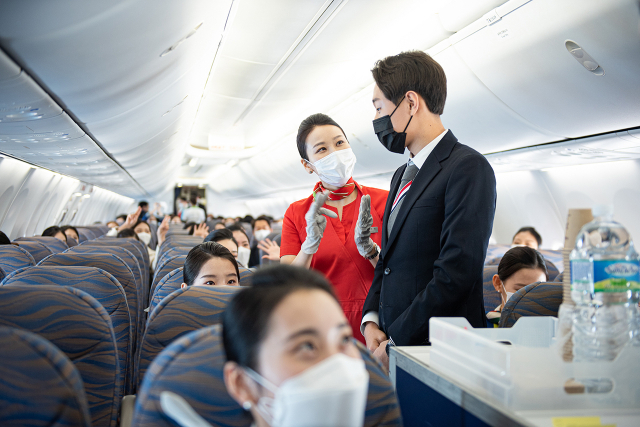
top-left (13, 240), bottom-right (53, 263)
top-left (67, 236), bottom-right (79, 247)
top-left (499, 282), bottom-right (563, 328)
top-left (154, 246), bottom-right (191, 274)
top-left (151, 255), bottom-right (186, 297)
top-left (2, 265), bottom-right (133, 394)
top-left (0, 327), bottom-right (92, 427)
top-left (87, 238), bottom-right (149, 287)
top-left (538, 249), bottom-right (563, 271)
top-left (137, 286), bottom-right (240, 388)
top-left (77, 228), bottom-right (97, 241)
top-left (157, 236), bottom-right (202, 261)
top-left (554, 272), bottom-right (564, 283)
top-left (39, 252), bottom-right (140, 351)
top-left (132, 325), bottom-right (401, 427)
top-left (148, 267), bottom-right (184, 316)
top-left (484, 244), bottom-right (510, 264)
top-left (68, 245), bottom-right (144, 305)
top-left (482, 265), bottom-right (501, 311)
top-left (0, 244), bottom-right (35, 281)
top-left (15, 236), bottom-right (68, 253)
top-left (0, 286), bottom-right (121, 427)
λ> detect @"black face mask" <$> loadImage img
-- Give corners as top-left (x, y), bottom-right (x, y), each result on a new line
top-left (372, 96), bottom-right (413, 154)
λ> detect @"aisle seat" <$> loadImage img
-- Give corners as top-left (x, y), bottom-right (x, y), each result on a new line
top-left (499, 282), bottom-right (563, 328)
top-left (136, 286), bottom-right (240, 389)
top-left (131, 325), bottom-right (402, 427)
top-left (0, 286), bottom-right (121, 427)
top-left (2, 265), bottom-right (133, 394)
top-left (0, 326), bottom-right (92, 427)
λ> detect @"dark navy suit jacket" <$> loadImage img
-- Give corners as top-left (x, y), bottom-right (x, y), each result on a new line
top-left (362, 130), bottom-right (496, 345)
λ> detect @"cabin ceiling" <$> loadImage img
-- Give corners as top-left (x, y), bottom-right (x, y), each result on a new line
top-left (0, 0), bottom-right (639, 201)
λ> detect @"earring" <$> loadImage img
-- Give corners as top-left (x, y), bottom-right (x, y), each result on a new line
top-left (242, 401), bottom-right (252, 410)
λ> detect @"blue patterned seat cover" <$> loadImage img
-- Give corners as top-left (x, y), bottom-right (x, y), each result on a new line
top-left (15, 236), bottom-right (68, 254)
top-left (39, 252), bottom-right (141, 356)
top-left (0, 326), bottom-right (92, 427)
top-left (136, 286), bottom-right (240, 388)
top-left (0, 244), bottom-right (35, 281)
top-left (482, 265), bottom-right (501, 312)
top-left (2, 265), bottom-right (133, 395)
top-left (83, 238), bottom-right (149, 292)
top-left (499, 282), bottom-right (563, 328)
top-left (13, 240), bottom-right (53, 263)
top-left (151, 255), bottom-right (186, 297)
top-left (131, 325), bottom-right (402, 427)
top-left (0, 286), bottom-right (121, 427)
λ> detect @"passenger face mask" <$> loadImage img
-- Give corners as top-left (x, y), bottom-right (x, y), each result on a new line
top-left (243, 353), bottom-right (369, 427)
top-left (137, 232), bottom-right (152, 246)
top-left (236, 246), bottom-right (250, 268)
top-left (254, 229), bottom-right (271, 242)
top-left (372, 96), bottom-right (413, 154)
top-left (307, 148), bottom-right (357, 188)
top-left (501, 284), bottom-right (514, 308)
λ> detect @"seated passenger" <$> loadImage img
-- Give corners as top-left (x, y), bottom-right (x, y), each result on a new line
top-left (115, 214), bottom-right (127, 226)
top-left (227, 224), bottom-right (252, 268)
top-left (204, 228), bottom-right (239, 260)
top-left (223, 265), bottom-right (369, 427)
top-left (170, 215), bottom-right (183, 224)
top-left (184, 222), bottom-right (210, 237)
top-left (512, 226), bottom-right (542, 250)
top-left (487, 246), bottom-right (549, 326)
top-left (42, 226), bottom-right (67, 242)
top-left (0, 231), bottom-right (11, 245)
top-left (181, 242), bottom-right (240, 288)
top-left (213, 222), bottom-right (226, 230)
top-left (250, 215), bottom-right (274, 267)
top-left (106, 221), bottom-right (119, 229)
top-left (61, 225), bottom-right (80, 243)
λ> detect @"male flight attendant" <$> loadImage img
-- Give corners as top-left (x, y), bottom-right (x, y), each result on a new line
top-left (361, 51), bottom-right (496, 367)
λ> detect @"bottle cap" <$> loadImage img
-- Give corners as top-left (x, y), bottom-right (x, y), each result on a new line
top-left (592, 204), bottom-right (613, 218)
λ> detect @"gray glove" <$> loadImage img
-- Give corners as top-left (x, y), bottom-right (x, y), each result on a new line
top-left (354, 195), bottom-right (376, 257)
top-left (301, 191), bottom-right (338, 255)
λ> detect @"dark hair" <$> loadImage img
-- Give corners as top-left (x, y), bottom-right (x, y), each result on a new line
top-left (204, 228), bottom-right (238, 248)
top-left (296, 113), bottom-right (347, 161)
top-left (513, 227), bottom-right (542, 247)
top-left (183, 222), bottom-right (197, 235)
top-left (242, 215), bottom-right (254, 224)
top-left (227, 224), bottom-right (249, 240)
top-left (138, 201), bottom-right (149, 208)
top-left (190, 197), bottom-right (197, 206)
top-left (183, 242), bottom-right (240, 286)
top-left (117, 228), bottom-right (139, 240)
top-left (116, 214), bottom-right (127, 221)
top-left (252, 215), bottom-right (272, 230)
top-left (42, 226), bottom-right (63, 238)
top-left (60, 225), bottom-right (79, 236)
top-left (371, 50), bottom-right (447, 115)
top-left (223, 265), bottom-right (337, 369)
top-left (0, 231), bottom-right (11, 245)
top-left (498, 247), bottom-right (548, 283)
top-left (133, 220), bottom-right (151, 233)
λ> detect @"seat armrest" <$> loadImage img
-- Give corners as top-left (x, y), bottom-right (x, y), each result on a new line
top-left (121, 394), bottom-right (136, 427)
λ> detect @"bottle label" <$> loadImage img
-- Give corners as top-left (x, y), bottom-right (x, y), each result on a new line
top-left (593, 260), bottom-right (640, 292)
top-left (570, 260), bottom-right (592, 291)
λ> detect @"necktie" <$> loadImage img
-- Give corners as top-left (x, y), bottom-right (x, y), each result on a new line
top-left (387, 160), bottom-right (419, 237)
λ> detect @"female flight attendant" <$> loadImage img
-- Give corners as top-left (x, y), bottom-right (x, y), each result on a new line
top-left (280, 113), bottom-right (388, 343)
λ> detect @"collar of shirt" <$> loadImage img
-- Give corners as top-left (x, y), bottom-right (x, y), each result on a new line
top-left (409, 129), bottom-right (449, 169)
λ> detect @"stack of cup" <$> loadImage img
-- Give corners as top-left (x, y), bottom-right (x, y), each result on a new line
top-left (558, 208), bottom-right (593, 361)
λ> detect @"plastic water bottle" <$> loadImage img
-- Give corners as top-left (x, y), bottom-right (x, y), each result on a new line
top-left (570, 205), bottom-right (640, 361)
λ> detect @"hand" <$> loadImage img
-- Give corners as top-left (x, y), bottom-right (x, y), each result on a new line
top-left (372, 340), bottom-right (390, 372)
top-left (258, 238), bottom-right (281, 261)
top-left (193, 223), bottom-right (210, 238)
top-left (300, 191), bottom-right (338, 255)
top-left (156, 215), bottom-right (170, 246)
top-left (364, 322), bottom-right (387, 352)
top-left (119, 206), bottom-right (142, 231)
top-left (354, 195), bottom-right (375, 258)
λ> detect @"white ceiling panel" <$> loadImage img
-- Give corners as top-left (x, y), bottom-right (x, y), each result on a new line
top-left (452, 0), bottom-right (640, 138)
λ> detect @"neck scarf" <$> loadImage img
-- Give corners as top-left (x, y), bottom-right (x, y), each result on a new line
top-left (312, 178), bottom-right (356, 201)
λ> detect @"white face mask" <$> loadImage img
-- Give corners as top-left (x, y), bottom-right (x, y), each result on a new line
top-left (137, 232), bottom-right (152, 246)
top-left (254, 229), bottom-right (271, 242)
top-left (308, 148), bottom-right (357, 188)
top-left (116, 218), bottom-right (124, 226)
top-left (244, 353), bottom-right (369, 427)
top-left (501, 284), bottom-right (514, 308)
top-left (236, 246), bottom-right (251, 268)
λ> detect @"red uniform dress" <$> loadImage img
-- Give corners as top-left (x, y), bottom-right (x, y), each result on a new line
top-left (281, 181), bottom-right (388, 343)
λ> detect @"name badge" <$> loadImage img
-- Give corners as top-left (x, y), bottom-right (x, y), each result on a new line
top-left (371, 227), bottom-right (378, 233)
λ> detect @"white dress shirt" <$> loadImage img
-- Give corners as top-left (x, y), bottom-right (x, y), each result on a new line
top-left (360, 129), bottom-right (448, 336)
